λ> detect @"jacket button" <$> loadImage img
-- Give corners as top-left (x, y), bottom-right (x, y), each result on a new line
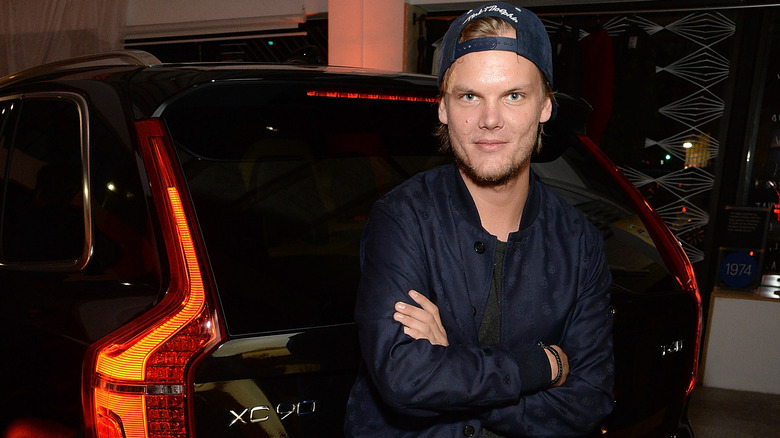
top-left (474, 241), bottom-right (485, 254)
top-left (463, 425), bottom-right (475, 436)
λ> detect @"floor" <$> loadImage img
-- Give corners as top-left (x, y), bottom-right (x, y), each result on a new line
top-left (687, 385), bottom-right (780, 437)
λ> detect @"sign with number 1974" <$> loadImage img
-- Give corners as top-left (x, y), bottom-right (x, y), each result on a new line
top-left (724, 261), bottom-right (752, 277)
top-left (719, 251), bottom-right (758, 289)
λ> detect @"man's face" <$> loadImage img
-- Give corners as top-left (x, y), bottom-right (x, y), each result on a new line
top-left (438, 44), bottom-right (552, 186)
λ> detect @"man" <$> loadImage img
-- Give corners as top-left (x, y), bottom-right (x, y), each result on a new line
top-left (345, 3), bottom-right (614, 437)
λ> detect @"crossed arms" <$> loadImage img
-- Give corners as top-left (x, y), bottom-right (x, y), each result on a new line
top-left (394, 290), bottom-right (569, 387)
top-left (354, 199), bottom-right (615, 436)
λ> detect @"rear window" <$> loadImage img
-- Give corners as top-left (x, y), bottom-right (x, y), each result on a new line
top-left (162, 80), bottom-right (445, 335)
top-left (162, 79), bottom-right (679, 336)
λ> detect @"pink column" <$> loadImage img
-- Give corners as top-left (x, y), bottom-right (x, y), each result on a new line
top-left (328, 0), bottom-right (404, 71)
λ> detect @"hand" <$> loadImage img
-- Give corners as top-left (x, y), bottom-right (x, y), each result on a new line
top-left (394, 290), bottom-right (449, 346)
top-left (544, 345), bottom-right (569, 387)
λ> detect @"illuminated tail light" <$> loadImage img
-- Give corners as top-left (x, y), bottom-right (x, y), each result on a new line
top-left (306, 89), bottom-right (438, 102)
top-left (83, 118), bottom-right (225, 438)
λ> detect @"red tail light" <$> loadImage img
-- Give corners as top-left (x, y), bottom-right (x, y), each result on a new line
top-left (306, 89), bottom-right (438, 102)
top-left (82, 118), bottom-right (225, 438)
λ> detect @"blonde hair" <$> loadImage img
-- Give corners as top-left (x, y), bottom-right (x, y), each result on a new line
top-left (436, 16), bottom-right (554, 153)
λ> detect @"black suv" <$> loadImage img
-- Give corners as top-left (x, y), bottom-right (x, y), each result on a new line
top-left (0, 51), bottom-right (700, 438)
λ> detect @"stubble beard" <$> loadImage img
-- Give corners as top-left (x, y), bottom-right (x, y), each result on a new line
top-left (452, 138), bottom-right (534, 188)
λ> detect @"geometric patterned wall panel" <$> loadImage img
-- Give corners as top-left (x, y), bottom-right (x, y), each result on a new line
top-left (545, 12), bottom-right (736, 265)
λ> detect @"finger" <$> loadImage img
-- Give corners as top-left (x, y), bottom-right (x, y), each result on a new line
top-left (395, 300), bottom-right (436, 325)
top-left (408, 290), bottom-right (439, 315)
top-left (395, 312), bottom-right (436, 340)
top-left (393, 295), bottom-right (449, 347)
top-left (393, 308), bottom-right (448, 346)
top-left (397, 320), bottom-right (427, 340)
top-left (408, 291), bottom-right (446, 331)
top-left (407, 292), bottom-right (448, 338)
top-left (399, 320), bottom-right (447, 346)
top-left (394, 310), bottom-right (434, 334)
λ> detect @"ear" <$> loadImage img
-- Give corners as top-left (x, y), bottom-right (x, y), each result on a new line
top-left (438, 95), bottom-right (449, 125)
top-left (539, 95), bottom-right (552, 123)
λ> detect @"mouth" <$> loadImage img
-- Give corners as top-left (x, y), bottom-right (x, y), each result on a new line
top-left (474, 140), bottom-right (506, 152)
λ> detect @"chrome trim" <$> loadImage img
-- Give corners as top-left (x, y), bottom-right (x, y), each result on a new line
top-left (758, 275), bottom-right (780, 299)
top-left (0, 92), bottom-right (93, 271)
top-left (661, 340), bottom-right (685, 356)
top-left (94, 376), bottom-right (184, 395)
top-left (0, 50), bottom-right (162, 85)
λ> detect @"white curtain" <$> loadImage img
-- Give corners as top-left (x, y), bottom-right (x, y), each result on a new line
top-left (0, 0), bottom-right (127, 77)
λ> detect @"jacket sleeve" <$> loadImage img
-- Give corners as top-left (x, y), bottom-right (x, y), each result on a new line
top-left (354, 200), bottom-right (552, 416)
top-left (478, 229), bottom-right (615, 437)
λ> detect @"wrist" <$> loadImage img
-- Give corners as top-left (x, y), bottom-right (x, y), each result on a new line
top-left (539, 342), bottom-right (562, 386)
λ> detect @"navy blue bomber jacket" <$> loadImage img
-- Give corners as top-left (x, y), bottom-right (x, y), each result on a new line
top-left (345, 164), bottom-right (614, 437)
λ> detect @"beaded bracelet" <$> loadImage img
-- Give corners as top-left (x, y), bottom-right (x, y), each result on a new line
top-left (538, 342), bottom-right (562, 386)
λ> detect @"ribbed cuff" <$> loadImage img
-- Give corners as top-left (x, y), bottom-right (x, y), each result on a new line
top-left (516, 344), bottom-right (552, 393)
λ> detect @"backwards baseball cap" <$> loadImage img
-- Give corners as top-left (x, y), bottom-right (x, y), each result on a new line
top-left (437, 2), bottom-right (554, 94)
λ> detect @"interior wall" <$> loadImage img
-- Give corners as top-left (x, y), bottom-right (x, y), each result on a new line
top-left (0, 0), bottom-right (127, 77)
top-left (125, 0), bottom-right (309, 39)
top-left (328, 0), bottom-right (405, 71)
top-left (702, 292), bottom-right (780, 393)
top-left (405, 4), bottom-right (428, 72)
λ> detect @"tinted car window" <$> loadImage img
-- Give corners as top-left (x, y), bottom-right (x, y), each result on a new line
top-left (0, 96), bottom-right (86, 265)
top-left (164, 81), bottom-right (679, 336)
top-left (0, 99), bottom-right (13, 191)
top-left (533, 145), bottom-right (682, 295)
top-left (163, 81), bottom-right (444, 335)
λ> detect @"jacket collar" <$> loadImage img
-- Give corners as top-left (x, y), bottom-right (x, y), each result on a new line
top-left (448, 163), bottom-right (542, 238)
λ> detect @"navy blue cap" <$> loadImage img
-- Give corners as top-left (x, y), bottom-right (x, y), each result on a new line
top-left (437, 3), bottom-right (554, 99)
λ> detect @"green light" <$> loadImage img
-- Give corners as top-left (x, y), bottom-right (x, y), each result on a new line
top-left (267, 40), bottom-right (274, 46)
top-left (665, 154), bottom-right (671, 160)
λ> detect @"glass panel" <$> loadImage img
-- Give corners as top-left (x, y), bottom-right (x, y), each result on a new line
top-left (532, 145), bottom-right (681, 295)
top-left (1, 98), bottom-right (85, 262)
top-left (164, 80), bottom-right (679, 335)
top-left (163, 81), bottom-right (444, 334)
top-left (540, 10), bottom-right (737, 269)
top-left (0, 99), bottom-right (16, 203)
top-left (748, 15), bottom-right (780, 276)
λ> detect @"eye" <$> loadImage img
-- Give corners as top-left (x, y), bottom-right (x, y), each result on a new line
top-left (507, 92), bottom-right (522, 101)
top-left (461, 93), bottom-right (476, 101)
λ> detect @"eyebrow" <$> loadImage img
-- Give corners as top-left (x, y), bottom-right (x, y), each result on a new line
top-left (448, 85), bottom-right (476, 94)
top-left (448, 83), bottom-right (537, 95)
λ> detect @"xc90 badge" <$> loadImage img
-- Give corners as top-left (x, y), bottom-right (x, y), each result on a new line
top-left (229, 400), bottom-right (317, 426)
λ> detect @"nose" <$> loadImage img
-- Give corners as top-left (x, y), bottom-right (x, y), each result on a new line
top-left (478, 99), bottom-right (503, 130)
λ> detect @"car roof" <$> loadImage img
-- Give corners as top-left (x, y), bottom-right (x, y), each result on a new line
top-left (0, 50), bottom-right (439, 119)
top-left (0, 50), bottom-right (436, 89)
